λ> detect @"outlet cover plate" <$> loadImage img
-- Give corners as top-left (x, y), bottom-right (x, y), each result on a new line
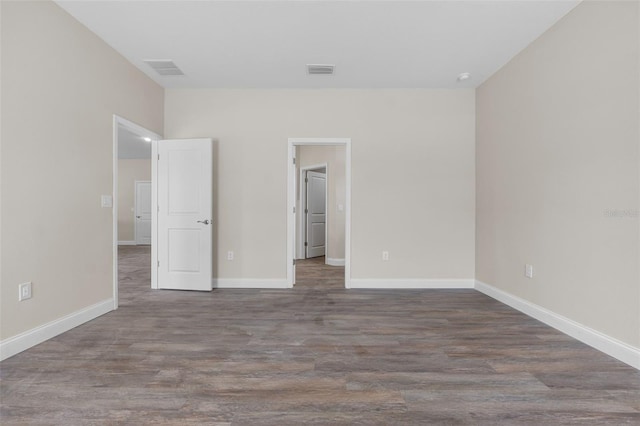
top-left (19, 282), bottom-right (32, 301)
top-left (525, 264), bottom-right (534, 279)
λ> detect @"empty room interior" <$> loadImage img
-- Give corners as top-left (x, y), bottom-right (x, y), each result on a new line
top-left (1, 0), bottom-right (639, 423)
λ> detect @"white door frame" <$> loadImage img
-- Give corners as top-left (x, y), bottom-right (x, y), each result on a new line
top-left (151, 141), bottom-right (159, 289)
top-left (134, 180), bottom-right (152, 245)
top-left (298, 163), bottom-right (327, 260)
top-left (287, 138), bottom-right (351, 288)
top-left (112, 115), bottom-right (161, 309)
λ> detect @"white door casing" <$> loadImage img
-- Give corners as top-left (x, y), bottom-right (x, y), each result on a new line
top-left (134, 181), bottom-right (152, 245)
top-left (157, 138), bottom-right (213, 291)
top-left (305, 171), bottom-right (326, 258)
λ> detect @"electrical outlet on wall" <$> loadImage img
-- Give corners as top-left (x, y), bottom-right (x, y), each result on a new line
top-left (19, 282), bottom-right (32, 301)
top-left (101, 195), bottom-right (113, 208)
top-left (525, 264), bottom-right (534, 279)
top-left (382, 251), bottom-right (390, 261)
top-left (227, 251), bottom-right (234, 261)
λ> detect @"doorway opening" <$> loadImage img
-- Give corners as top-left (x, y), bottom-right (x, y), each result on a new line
top-left (287, 138), bottom-right (351, 288)
top-left (112, 116), bottom-right (161, 309)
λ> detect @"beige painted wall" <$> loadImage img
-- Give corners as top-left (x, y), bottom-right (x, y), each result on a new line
top-left (118, 159), bottom-right (151, 242)
top-left (296, 145), bottom-right (346, 261)
top-left (476, 1), bottom-right (639, 347)
top-left (0, 0), bottom-right (164, 340)
top-left (165, 89), bottom-right (475, 280)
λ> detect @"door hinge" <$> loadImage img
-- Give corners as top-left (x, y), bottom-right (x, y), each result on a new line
top-left (157, 260), bottom-right (160, 268)
top-left (305, 178), bottom-right (308, 183)
top-left (293, 259), bottom-right (296, 265)
top-left (305, 208), bottom-right (308, 214)
top-left (157, 154), bottom-right (160, 160)
top-left (304, 242), bottom-right (308, 247)
top-left (293, 206), bottom-right (296, 213)
top-left (157, 205), bottom-right (160, 212)
top-left (293, 157), bottom-right (296, 165)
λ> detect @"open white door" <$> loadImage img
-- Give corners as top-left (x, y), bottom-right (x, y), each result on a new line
top-left (306, 170), bottom-right (326, 258)
top-left (134, 181), bottom-right (152, 245)
top-left (157, 138), bottom-right (213, 291)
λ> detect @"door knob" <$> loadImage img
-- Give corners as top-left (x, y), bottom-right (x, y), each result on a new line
top-left (197, 219), bottom-right (210, 225)
top-left (136, 216), bottom-right (141, 219)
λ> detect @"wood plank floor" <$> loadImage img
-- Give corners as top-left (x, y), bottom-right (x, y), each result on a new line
top-left (1, 246), bottom-right (639, 425)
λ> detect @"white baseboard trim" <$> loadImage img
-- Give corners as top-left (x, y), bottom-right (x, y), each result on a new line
top-left (348, 279), bottom-right (475, 289)
top-left (213, 279), bottom-right (291, 289)
top-left (118, 240), bottom-right (136, 246)
top-left (0, 298), bottom-right (114, 361)
top-left (326, 258), bottom-right (345, 266)
top-left (475, 280), bottom-right (640, 370)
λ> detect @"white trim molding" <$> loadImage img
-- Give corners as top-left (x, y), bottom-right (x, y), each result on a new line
top-left (0, 299), bottom-right (114, 361)
top-left (213, 279), bottom-right (291, 289)
top-left (326, 258), bottom-right (345, 267)
top-left (118, 240), bottom-right (136, 246)
top-left (349, 279), bottom-right (475, 290)
top-left (475, 280), bottom-right (640, 370)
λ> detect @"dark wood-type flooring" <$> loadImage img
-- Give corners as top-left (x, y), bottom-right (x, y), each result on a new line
top-left (1, 246), bottom-right (639, 424)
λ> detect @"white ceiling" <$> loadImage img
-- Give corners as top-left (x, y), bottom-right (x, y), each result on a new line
top-left (56, 1), bottom-right (580, 89)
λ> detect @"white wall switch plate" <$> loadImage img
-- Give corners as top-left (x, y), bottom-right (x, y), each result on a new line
top-left (227, 251), bottom-right (234, 261)
top-left (101, 195), bottom-right (113, 208)
top-left (525, 264), bottom-right (534, 278)
top-left (19, 282), bottom-right (32, 301)
top-left (382, 251), bottom-right (389, 261)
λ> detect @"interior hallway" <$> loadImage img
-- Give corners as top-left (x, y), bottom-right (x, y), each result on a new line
top-left (294, 256), bottom-right (345, 290)
top-left (0, 246), bottom-right (638, 424)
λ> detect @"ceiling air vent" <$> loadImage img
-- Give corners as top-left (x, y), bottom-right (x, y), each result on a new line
top-left (143, 60), bottom-right (184, 76)
top-left (307, 64), bottom-right (335, 75)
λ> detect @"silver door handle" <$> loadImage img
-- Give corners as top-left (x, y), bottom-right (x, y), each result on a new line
top-left (197, 220), bottom-right (210, 225)
top-left (136, 216), bottom-right (141, 219)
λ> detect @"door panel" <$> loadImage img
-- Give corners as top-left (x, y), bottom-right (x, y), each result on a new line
top-left (158, 138), bottom-right (212, 291)
top-left (135, 181), bottom-right (152, 245)
top-left (168, 229), bottom-right (201, 272)
top-left (306, 171), bottom-right (326, 258)
top-left (168, 150), bottom-right (201, 214)
top-left (311, 223), bottom-right (325, 246)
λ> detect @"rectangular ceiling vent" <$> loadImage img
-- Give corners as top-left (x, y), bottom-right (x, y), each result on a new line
top-left (307, 64), bottom-right (335, 75)
top-left (144, 60), bottom-right (184, 76)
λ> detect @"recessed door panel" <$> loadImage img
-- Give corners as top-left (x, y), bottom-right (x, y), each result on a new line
top-left (310, 222), bottom-right (326, 248)
top-left (168, 150), bottom-right (201, 215)
top-left (168, 229), bottom-right (200, 272)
